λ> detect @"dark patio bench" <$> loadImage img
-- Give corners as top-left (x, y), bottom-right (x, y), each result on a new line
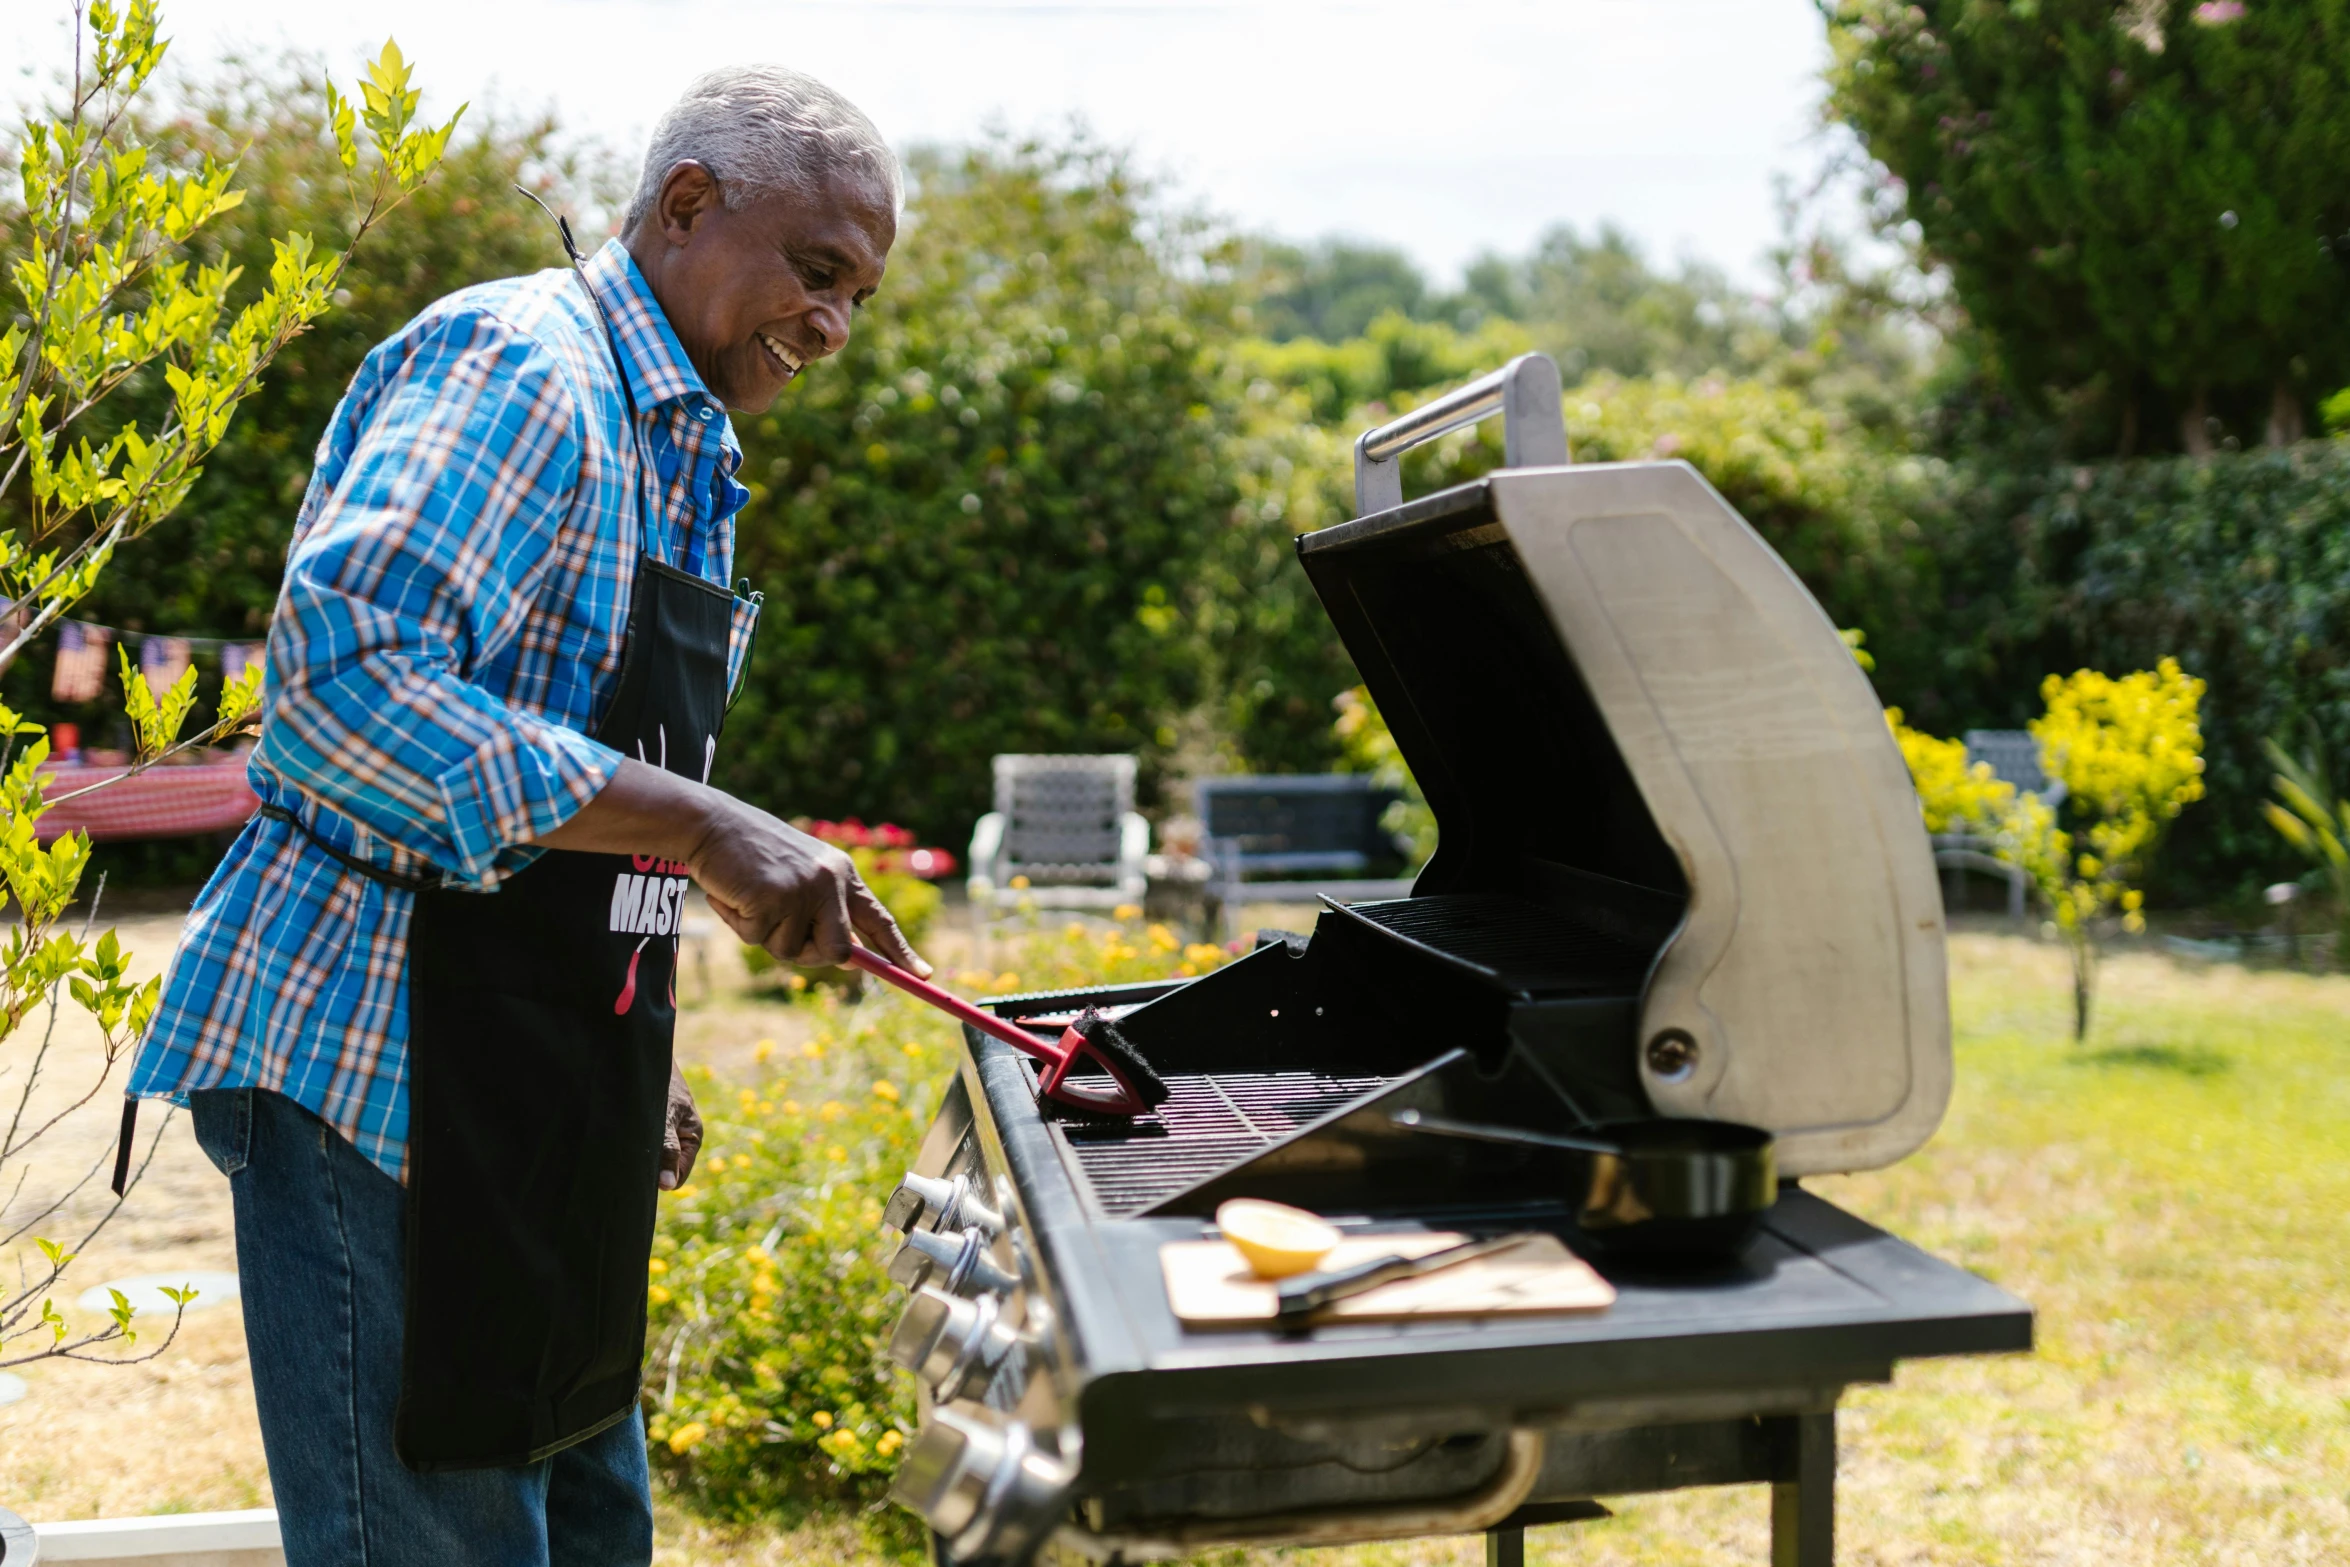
top-left (1195, 773), bottom-right (1417, 938)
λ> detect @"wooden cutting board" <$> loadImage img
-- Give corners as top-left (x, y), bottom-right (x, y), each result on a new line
top-left (1162, 1231), bottom-right (1615, 1328)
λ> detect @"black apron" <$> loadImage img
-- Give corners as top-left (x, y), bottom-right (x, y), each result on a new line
top-left (395, 546), bottom-right (742, 1470)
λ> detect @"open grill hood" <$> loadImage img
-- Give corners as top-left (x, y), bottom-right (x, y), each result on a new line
top-left (1295, 457), bottom-right (1950, 1176)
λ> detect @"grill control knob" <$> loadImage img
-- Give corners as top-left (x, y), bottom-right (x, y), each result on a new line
top-left (886, 1226), bottom-right (1019, 1299)
top-left (884, 1172), bottom-right (1004, 1237)
top-left (889, 1406), bottom-right (1074, 1561)
top-left (888, 1286), bottom-right (1047, 1404)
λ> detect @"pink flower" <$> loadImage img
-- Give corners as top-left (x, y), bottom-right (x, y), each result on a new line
top-left (2192, 1), bottom-right (2245, 24)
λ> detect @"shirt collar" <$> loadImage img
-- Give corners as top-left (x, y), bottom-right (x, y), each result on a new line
top-left (581, 239), bottom-right (719, 418)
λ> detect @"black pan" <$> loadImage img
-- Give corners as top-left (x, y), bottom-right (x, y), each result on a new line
top-left (1390, 1108), bottom-right (1777, 1264)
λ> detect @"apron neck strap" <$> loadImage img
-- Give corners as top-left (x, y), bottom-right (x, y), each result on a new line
top-left (515, 186), bottom-right (676, 571)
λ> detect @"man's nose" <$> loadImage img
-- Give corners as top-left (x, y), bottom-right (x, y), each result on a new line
top-left (808, 298), bottom-right (852, 357)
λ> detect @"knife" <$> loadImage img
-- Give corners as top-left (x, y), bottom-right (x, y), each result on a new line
top-left (1273, 1233), bottom-right (1538, 1322)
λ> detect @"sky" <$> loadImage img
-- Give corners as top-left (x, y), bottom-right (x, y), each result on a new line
top-left (7, 0), bottom-right (1839, 288)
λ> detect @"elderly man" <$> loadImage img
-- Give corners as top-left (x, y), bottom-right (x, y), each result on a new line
top-left (121, 67), bottom-right (916, 1565)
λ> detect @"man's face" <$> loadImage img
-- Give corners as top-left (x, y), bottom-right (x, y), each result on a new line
top-left (628, 162), bottom-right (895, 413)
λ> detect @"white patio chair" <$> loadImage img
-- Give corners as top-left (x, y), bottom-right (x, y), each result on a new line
top-left (967, 754), bottom-right (1149, 949)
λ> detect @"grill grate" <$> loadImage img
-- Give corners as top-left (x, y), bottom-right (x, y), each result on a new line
top-left (1057, 1069), bottom-right (1394, 1217)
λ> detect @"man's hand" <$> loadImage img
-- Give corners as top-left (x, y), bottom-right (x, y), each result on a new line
top-left (688, 798), bottom-right (926, 974)
top-left (660, 1061), bottom-right (702, 1191)
top-left (535, 758), bottom-right (930, 976)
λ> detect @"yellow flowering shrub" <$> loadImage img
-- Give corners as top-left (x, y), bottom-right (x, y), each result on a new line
top-left (1886, 707), bottom-right (2016, 836)
top-left (1890, 660), bottom-right (2204, 1040)
top-left (2024, 660), bottom-right (2206, 1037)
top-left (2032, 659), bottom-right (2209, 915)
top-left (647, 916), bottom-right (1230, 1518)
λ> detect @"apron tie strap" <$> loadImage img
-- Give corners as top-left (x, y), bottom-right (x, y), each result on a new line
top-left (111, 1097), bottom-right (138, 1198)
top-left (257, 804), bottom-right (441, 892)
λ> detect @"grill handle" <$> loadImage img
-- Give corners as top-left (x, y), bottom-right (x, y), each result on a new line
top-left (1353, 351), bottom-right (1568, 514)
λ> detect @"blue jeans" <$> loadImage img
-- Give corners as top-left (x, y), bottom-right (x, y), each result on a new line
top-left (191, 1087), bottom-right (654, 1567)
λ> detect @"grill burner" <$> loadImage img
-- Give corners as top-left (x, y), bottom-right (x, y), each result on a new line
top-left (1057, 1069), bottom-right (1398, 1217)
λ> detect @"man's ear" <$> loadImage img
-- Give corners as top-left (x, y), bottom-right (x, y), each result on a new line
top-left (657, 162), bottom-right (721, 247)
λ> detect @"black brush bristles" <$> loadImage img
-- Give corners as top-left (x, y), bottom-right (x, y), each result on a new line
top-left (1071, 1009), bottom-right (1172, 1109)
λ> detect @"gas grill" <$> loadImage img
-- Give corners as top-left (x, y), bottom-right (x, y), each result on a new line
top-left (879, 355), bottom-right (2033, 1565)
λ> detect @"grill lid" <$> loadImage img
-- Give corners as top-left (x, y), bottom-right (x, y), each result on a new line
top-left (1294, 357), bottom-right (1949, 1176)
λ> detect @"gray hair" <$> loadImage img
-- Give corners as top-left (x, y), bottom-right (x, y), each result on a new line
top-left (624, 66), bottom-right (901, 234)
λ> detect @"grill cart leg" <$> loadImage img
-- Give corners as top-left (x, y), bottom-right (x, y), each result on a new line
top-left (1485, 1525), bottom-right (1525, 1567)
top-left (1769, 1410), bottom-right (1835, 1567)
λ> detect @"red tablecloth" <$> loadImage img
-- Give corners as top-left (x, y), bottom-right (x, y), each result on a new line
top-left (35, 757), bottom-right (261, 843)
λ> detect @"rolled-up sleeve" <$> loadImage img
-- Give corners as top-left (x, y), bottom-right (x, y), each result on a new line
top-left (259, 307), bottom-right (623, 887)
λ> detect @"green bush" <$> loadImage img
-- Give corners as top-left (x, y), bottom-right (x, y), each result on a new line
top-left (647, 918), bottom-right (1229, 1521)
top-left (1866, 441), bottom-right (2350, 905)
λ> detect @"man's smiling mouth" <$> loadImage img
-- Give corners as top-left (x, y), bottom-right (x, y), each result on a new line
top-left (756, 331), bottom-right (804, 380)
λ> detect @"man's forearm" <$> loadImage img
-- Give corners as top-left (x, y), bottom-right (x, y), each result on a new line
top-left (534, 757), bottom-right (723, 861)
top-left (535, 757), bottom-right (927, 975)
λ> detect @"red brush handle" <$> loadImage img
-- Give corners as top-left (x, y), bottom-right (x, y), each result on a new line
top-left (842, 947), bottom-right (1070, 1069)
top-left (842, 947), bottom-right (1148, 1116)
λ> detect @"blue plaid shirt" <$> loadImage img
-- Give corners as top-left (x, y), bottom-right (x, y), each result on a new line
top-left (128, 240), bottom-right (754, 1181)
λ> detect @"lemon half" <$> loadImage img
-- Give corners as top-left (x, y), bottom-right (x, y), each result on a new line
top-left (1216, 1198), bottom-right (1340, 1279)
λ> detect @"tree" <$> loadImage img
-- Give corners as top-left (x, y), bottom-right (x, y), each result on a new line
top-left (4, 59), bottom-right (608, 748)
top-left (1236, 236), bottom-right (1432, 343)
top-left (1821, 0), bottom-right (2350, 453)
top-left (0, 1), bottom-right (454, 1373)
top-left (1454, 223), bottom-right (1764, 382)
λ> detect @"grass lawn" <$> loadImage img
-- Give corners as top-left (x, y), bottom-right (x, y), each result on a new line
top-left (658, 930), bottom-right (2350, 1566)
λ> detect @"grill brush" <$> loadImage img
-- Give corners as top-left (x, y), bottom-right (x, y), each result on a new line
top-left (845, 947), bottom-right (1170, 1115)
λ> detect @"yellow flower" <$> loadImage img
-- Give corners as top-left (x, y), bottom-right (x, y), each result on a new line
top-left (819, 1100), bottom-right (845, 1121)
top-left (876, 1429), bottom-right (904, 1455)
top-left (702, 1155), bottom-right (724, 1174)
top-left (872, 1081), bottom-right (900, 1102)
top-left (755, 1100), bottom-right (774, 1115)
top-left (1146, 923), bottom-right (1178, 952)
top-left (787, 973), bottom-right (808, 992)
top-left (1009, 875), bottom-right (1031, 890)
top-left (752, 1038), bottom-right (776, 1064)
top-left (647, 1284), bottom-right (672, 1306)
top-left (902, 1042), bottom-right (922, 1058)
top-left (1183, 943), bottom-right (1225, 967)
top-left (781, 1099), bottom-right (802, 1115)
top-left (666, 1421), bottom-right (708, 1454)
top-left (647, 1257), bottom-right (668, 1276)
top-left (1064, 922), bottom-right (1088, 940)
top-left (1112, 903), bottom-right (1142, 921)
top-left (826, 1145), bottom-right (847, 1163)
top-left (994, 972), bottom-right (1020, 991)
top-left (811, 1410), bottom-right (834, 1429)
